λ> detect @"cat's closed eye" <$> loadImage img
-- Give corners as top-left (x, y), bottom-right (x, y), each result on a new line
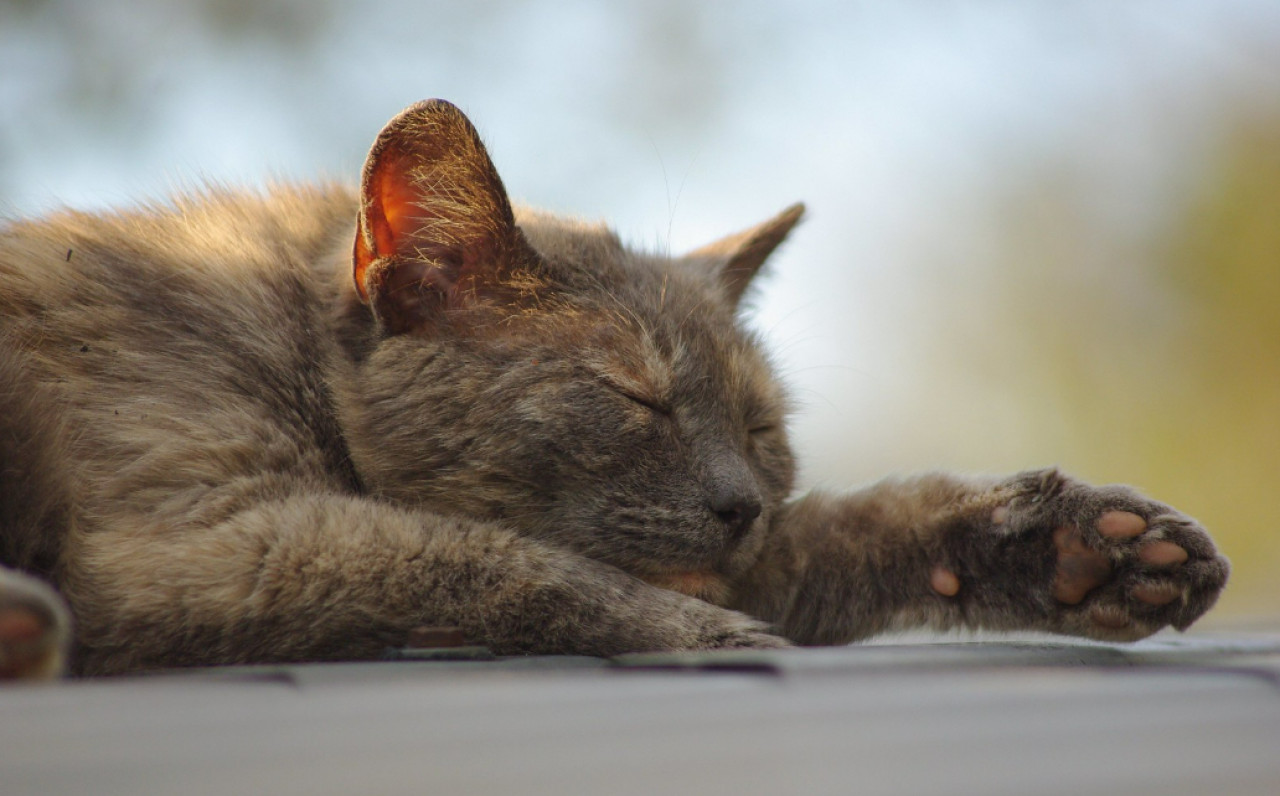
top-left (615, 388), bottom-right (671, 418)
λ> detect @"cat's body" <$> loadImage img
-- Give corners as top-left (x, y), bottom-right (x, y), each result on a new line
top-left (0, 101), bottom-right (1228, 678)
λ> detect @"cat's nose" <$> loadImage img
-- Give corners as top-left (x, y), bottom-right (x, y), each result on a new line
top-left (708, 485), bottom-right (762, 541)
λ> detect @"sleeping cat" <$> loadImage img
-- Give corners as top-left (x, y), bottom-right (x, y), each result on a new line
top-left (0, 99), bottom-right (1228, 679)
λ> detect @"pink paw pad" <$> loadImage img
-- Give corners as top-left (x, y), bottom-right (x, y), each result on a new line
top-left (930, 566), bottom-right (961, 597)
top-left (1051, 525), bottom-right (1112, 605)
top-left (1132, 582), bottom-right (1183, 606)
top-left (1089, 604), bottom-right (1132, 630)
top-left (1139, 541), bottom-right (1189, 567)
top-left (1052, 510), bottom-right (1194, 621)
top-left (1096, 511), bottom-right (1147, 539)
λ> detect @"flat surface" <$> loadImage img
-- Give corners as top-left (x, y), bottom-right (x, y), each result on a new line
top-left (4, 630), bottom-right (1280, 796)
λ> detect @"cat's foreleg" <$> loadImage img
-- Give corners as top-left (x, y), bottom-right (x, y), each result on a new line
top-left (66, 494), bottom-right (788, 674)
top-left (733, 468), bottom-right (1229, 645)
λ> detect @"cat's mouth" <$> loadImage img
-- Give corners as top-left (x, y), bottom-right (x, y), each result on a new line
top-left (639, 570), bottom-right (730, 604)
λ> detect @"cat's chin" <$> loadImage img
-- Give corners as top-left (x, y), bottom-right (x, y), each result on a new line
top-left (638, 570), bottom-right (730, 605)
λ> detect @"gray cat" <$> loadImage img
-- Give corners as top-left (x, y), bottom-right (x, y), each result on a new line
top-left (0, 100), bottom-right (1228, 679)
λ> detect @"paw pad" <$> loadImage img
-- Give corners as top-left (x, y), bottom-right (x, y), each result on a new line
top-left (1138, 541), bottom-right (1188, 567)
top-left (995, 473), bottom-right (1227, 638)
top-left (1096, 510), bottom-right (1147, 539)
top-left (1051, 525), bottom-right (1112, 605)
top-left (930, 566), bottom-right (961, 597)
top-left (1051, 511), bottom-right (1195, 612)
top-left (1089, 603), bottom-right (1132, 630)
top-left (1132, 582), bottom-right (1182, 606)
top-left (1045, 505), bottom-right (1212, 641)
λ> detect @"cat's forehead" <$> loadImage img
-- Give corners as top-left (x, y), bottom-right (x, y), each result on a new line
top-left (514, 206), bottom-right (709, 296)
top-left (513, 206), bottom-right (626, 267)
top-left (510, 205), bottom-right (777, 403)
top-left (512, 205), bottom-right (715, 305)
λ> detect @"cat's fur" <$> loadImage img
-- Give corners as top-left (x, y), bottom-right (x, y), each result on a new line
top-left (0, 100), bottom-right (1228, 678)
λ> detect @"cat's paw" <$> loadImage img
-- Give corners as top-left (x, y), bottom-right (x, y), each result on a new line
top-left (0, 568), bottom-right (71, 681)
top-left (935, 469), bottom-right (1229, 640)
top-left (689, 615), bottom-right (794, 651)
top-left (1015, 470), bottom-right (1228, 639)
top-left (1039, 511), bottom-right (1229, 640)
top-left (650, 580), bottom-right (793, 651)
top-left (627, 588), bottom-right (793, 653)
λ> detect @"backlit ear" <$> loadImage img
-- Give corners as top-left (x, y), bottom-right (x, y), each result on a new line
top-left (353, 99), bottom-right (525, 334)
top-left (684, 203), bottom-right (805, 307)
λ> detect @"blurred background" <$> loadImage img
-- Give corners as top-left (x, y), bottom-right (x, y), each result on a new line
top-left (2, 0), bottom-right (1277, 623)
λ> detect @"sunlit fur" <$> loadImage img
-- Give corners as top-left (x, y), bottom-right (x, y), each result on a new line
top-left (0, 101), bottom-right (1227, 677)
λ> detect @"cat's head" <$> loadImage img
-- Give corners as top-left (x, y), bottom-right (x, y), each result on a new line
top-left (340, 100), bottom-right (802, 603)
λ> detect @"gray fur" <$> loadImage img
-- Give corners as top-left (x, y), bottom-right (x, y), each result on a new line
top-left (0, 100), bottom-right (1227, 677)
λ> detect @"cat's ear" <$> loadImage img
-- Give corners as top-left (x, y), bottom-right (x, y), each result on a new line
top-left (685, 203), bottom-right (805, 306)
top-left (352, 99), bottom-right (525, 334)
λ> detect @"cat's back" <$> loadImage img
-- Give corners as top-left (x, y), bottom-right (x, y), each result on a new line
top-left (1, 183), bottom-right (356, 324)
top-left (0, 185), bottom-right (362, 548)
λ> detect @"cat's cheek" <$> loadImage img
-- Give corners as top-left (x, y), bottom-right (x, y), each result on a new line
top-left (747, 436), bottom-right (797, 504)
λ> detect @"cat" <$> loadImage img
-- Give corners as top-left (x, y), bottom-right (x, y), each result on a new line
top-left (0, 99), bottom-right (1229, 679)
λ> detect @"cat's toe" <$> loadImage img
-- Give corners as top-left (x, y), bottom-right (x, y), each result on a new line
top-left (1129, 514), bottom-right (1229, 630)
top-left (1138, 540), bottom-right (1189, 566)
top-left (1096, 510), bottom-right (1147, 539)
top-left (1131, 581), bottom-right (1182, 606)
